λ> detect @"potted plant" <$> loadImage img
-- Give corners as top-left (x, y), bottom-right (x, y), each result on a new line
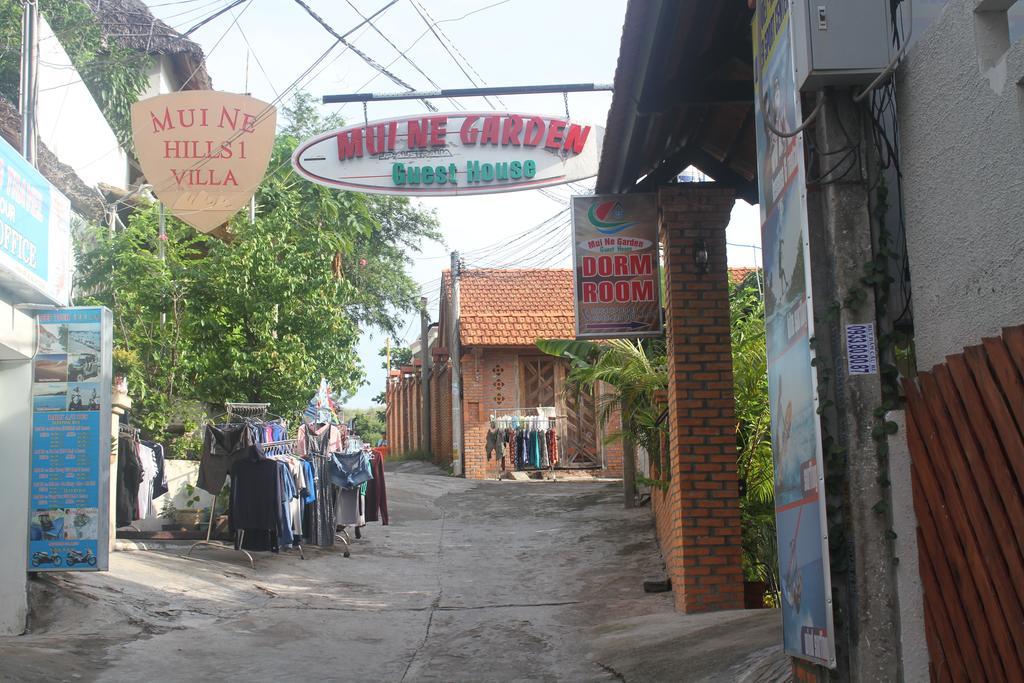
top-left (159, 498), bottom-right (179, 531)
top-left (173, 483), bottom-right (205, 528)
top-left (212, 483), bottom-right (231, 536)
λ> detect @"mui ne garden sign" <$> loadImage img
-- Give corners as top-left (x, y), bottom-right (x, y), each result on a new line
top-left (291, 112), bottom-right (604, 196)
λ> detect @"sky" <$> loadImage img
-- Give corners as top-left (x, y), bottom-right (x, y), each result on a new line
top-left (146, 0), bottom-right (763, 408)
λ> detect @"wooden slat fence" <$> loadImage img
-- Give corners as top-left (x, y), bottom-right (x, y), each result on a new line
top-left (903, 325), bottom-right (1024, 681)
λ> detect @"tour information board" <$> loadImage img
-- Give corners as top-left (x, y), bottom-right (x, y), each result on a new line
top-left (28, 307), bottom-right (112, 571)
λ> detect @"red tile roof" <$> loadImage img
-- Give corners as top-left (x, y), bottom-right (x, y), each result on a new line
top-left (446, 267), bottom-right (759, 347)
top-left (729, 267), bottom-right (758, 284)
top-left (457, 269), bottom-right (575, 347)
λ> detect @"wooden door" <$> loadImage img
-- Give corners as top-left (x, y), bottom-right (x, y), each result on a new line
top-left (520, 357), bottom-right (557, 408)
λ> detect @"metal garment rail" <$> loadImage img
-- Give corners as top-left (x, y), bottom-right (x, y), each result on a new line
top-left (187, 438), bottom-right (311, 568)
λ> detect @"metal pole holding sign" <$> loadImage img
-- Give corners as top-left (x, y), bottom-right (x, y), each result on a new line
top-left (19, 0), bottom-right (38, 166)
top-left (321, 82), bottom-right (613, 105)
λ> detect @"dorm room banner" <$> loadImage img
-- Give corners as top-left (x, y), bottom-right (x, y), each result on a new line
top-left (753, 0), bottom-right (836, 668)
top-left (29, 307), bottom-right (113, 571)
top-left (571, 194), bottom-right (662, 339)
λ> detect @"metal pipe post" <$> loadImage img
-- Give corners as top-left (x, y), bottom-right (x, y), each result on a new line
top-left (420, 297), bottom-right (432, 456)
top-left (19, 0), bottom-right (38, 166)
top-left (450, 252), bottom-right (464, 477)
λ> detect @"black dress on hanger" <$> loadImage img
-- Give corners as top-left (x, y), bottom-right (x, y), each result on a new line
top-left (301, 423), bottom-right (336, 547)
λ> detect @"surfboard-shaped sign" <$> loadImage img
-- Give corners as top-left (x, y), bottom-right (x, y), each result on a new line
top-left (291, 112), bottom-right (604, 196)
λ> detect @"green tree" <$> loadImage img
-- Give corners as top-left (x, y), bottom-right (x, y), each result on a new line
top-left (380, 344), bottom-right (414, 370)
top-left (76, 95), bottom-right (440, 445)
top-left (345, 408), bottom-right (385, 445)
top-left (729, 273), bottom-right (778, 594)
top-left (536, 338), bottom-right (669, 483)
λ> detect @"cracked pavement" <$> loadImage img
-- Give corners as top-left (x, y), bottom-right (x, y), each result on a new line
top-left (0, 461), bottom-right (783, 682)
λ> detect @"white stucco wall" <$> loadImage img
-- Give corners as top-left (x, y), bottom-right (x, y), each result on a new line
top-left (897, 0), bottom-right (1024, 370)
top-left (36, 16), bottom-right (128, 190)
top-left (142, 56), bottom-right (180, 99)
top-left (0, 306), bottom-right (35, 635)
top-left (131, 460), bottom-right (214, 532)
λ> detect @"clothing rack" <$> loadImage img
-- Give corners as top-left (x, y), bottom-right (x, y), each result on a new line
top-left (226, 402), bottom-right (270, 420)
top-left (116, 426), bottom-right (142, 531)
top-left (187, 437), bottom-right (306, 568)
top-left (488, 408), bottom-right (567, 474)
top-left (118, 424), bottom-right (140, 439)
top-left (301, 450), bottom-right (354, 557)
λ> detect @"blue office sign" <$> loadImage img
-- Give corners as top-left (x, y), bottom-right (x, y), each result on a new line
top-left (29, 307), bottom-right (112, 571)
top-left (0, 136), bottom-right (72, 305)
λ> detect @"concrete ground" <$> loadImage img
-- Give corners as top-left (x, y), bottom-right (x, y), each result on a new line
top-left (0, 461), bottom-right (785, 682)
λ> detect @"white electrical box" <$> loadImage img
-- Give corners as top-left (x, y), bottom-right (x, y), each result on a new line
top-left (790, 0), bottom-right (895, 91)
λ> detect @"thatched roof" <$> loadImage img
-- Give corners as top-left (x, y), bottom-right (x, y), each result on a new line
top-left (0, 99), bottom-right (106, 223)
top-left (86, 0), bottom-right (213, 90)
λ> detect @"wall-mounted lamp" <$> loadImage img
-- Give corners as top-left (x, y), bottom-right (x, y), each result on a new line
top-left (694, 239), bottom-right (710, 274)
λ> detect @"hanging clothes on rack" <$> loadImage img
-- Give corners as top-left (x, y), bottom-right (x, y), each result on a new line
top-left (298, 422), bottom-right (345, 547)
top-left (136, 442), bottom-right (158, 520)
top-left (116, 430), bottom-right (143, 528)
top-left (332, 439), bottom-right (372, 528)
top-left (229, 444), bottom-right (282, 553)
top-left (265, 450), bottom-right (307, 549)
top-left (197, 422), bottom-right (259, 495)
top-left (141, 440), bottom-right (169, 499)
top-left (490, 412), bottom-right (564, 472)
top-left (365, 450), bottom-right (389, 525)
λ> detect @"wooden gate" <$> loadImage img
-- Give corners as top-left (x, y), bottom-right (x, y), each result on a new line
top-left (564, 385), bottom-right (601, 468)
top-left (518, 357), bottom-right (602, 468)
top-left (903, 325), bottom-right (1024, 681)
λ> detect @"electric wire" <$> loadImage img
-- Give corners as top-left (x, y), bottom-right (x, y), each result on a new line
top-left (407, 0), bottom-right (506, 109)
top-left (148, 0), bottom-right (214, 7)
top-left (105, 1), bottom-right (402, 216)
top-left (463, 217), bottom-right (572, 269)
top-left (178, 0), bottom-right (253, 89)
top-left (332, 0), bottom-right (513, 116)
top-left (183, 0), bottom-right (248, 36)
top-left (292, 0), bottom-right (438, 112)
top-left (228, 4), bottom-right (280, 98)
top-left (854, 0), bottom-right (913, 103)
top-left (342, 0), bottom-right (464, 111)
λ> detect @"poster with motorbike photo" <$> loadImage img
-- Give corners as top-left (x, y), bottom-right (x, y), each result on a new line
top-left (28, 308), bottom-right (112, 572)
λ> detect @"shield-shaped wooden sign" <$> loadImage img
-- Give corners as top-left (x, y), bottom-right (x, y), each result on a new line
top-left (131, 91), bottom-right (277, 235)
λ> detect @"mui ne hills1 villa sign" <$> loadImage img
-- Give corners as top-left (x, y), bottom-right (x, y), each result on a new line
top-left (131, 91), bottom-right (277, 234)
top-left (291, 113), bottom-right (604, 196)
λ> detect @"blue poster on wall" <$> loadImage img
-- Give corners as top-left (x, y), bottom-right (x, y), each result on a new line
top-left (754, 0), bottom-right (836, 669)
top-left (28, 307), bottom-right (112, 571)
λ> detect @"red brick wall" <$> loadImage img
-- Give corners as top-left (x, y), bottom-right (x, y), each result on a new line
top-left (384, 371), bottom-right (427, 458)
top-left (657, 184), bottom-right (744, 613)
top-left (431, 361), bottom-right (452, 467)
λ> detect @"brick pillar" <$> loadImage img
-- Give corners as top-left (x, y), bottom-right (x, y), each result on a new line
top-left (658, 184), bottom-right (744, 613)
